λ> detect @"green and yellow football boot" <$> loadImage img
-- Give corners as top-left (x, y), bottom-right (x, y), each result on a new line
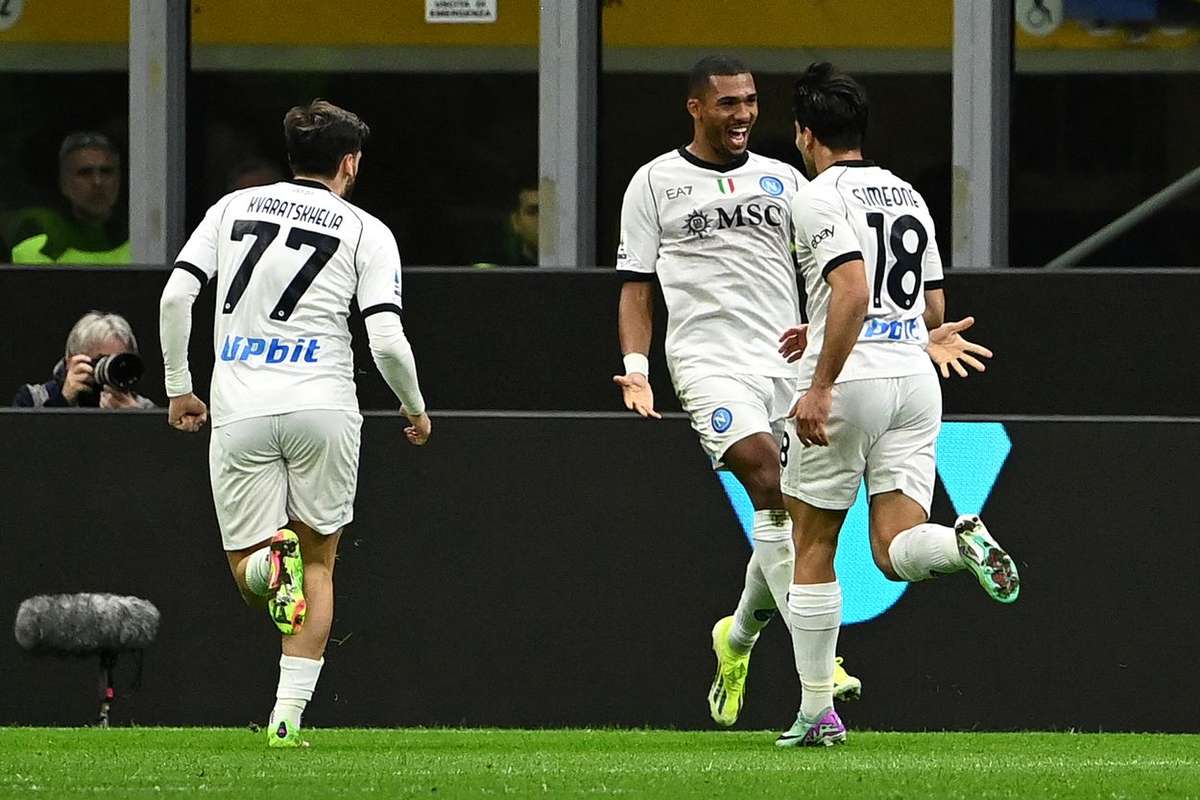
top-left (266, 528), bottom-right (306, 635)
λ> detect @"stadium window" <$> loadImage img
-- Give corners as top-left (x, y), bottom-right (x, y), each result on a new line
top-left (187, 0), bottom-right (538, 267)
top-left (1012, 1), bottom-right (1200, 267)
top-left (0, 1), bottom-right (130, 265)
top-left (597, 0), bottom-right (954, 267)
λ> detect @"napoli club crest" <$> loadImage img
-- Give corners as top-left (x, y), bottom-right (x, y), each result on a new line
top-left (759, 175), bottom-right (785, 197)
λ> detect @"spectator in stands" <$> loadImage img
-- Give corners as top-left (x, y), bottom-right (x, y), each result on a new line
top-left (14, 311), bottom-right (154, 409)
top-left (475, 184), bottom-right (539, 267)
top-left (3, 133), bottom-right (130, 265)
top-left (226, 156), bottom-right (285, 192)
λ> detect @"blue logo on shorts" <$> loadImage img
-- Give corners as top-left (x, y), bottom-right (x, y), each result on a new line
top-left (711, 407), bottom-right (733, 433)
top-left (759, 175), bottom-right (785, 196)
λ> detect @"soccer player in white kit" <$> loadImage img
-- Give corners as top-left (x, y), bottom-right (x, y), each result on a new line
top-left (774, 64), bottom-right (1019, 748)
top-left (614, 56), bottom-right (861, 727)
top-left (159, 101), bottom-right (430, 748)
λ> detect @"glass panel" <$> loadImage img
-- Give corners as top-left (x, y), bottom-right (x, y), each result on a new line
top-left (599, 0), bottom-right (954, 266)
top-left (1013, 0), bottom-right (1200, 266)
top-left (187, 0), bottom-right (538, 266)
top-left (0, 0), bottom-right (130, 265)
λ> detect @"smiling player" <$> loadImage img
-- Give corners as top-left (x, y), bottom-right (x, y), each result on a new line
top-left (613, 56), bottom-right (862, 728)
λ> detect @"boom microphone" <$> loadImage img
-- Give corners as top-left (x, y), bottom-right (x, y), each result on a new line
top-left (14, 593), bottom-right (160, 726)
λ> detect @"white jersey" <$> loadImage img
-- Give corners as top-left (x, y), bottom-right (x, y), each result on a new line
top-left (175, 179), bottom-right (404, 426)
top-left (617, 148), bottom-right (807, 382)
top-left (790, 160), bottom-right (943, 388)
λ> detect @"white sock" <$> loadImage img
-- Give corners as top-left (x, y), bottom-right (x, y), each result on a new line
top-left (245, 547), bottom-right (272, 596)
top-left (271, 655), bottom-right (324, 729)
top-left (887, 523), bottom-right (965, 582)
top-left (788, 581), bottom-right (841, 720)
top-left (729, 510), bottom-right (794, 653)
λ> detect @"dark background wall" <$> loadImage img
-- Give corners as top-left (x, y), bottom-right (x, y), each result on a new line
top-left (3, 266), bottom-right (1198, 416)
top-left (2, 412), bottom-right (1197, 731)
top-left (6, 71), bottom-right (1199, 267)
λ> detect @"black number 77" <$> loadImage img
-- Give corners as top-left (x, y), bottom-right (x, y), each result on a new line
top-left (222, 220), bottom-right (339, 321)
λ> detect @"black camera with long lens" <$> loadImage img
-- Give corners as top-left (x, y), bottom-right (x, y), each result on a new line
top-left (92, 352), bottom-right (144, 391)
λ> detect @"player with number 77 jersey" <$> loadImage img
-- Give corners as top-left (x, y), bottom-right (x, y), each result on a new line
top-left (158, 100), bottom-right (429, 749)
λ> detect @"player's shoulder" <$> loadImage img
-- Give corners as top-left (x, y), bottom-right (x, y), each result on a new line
top-left (630, 149), bottom-right (686, 183)
top-left (877, 166), bottom-right (930, 207)
top-left (746, 152), bottom-right (806, 185)
top-left (792, 169), bottom-right (845, 212)
top-left (207, 184), bottom-right (261, 217)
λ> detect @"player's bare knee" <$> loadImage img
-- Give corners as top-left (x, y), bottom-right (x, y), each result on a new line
top-left (871, 540), bottom-right (903, 581)
top-left (743, 464), bottom-right (784, 509)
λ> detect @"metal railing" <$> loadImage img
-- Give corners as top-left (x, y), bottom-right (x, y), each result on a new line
top-left (1044, 164), bottom-right (1200, 270)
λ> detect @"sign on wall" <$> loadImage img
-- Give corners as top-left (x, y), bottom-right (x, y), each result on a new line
top-left (425, 0), bottom-right (497, 24)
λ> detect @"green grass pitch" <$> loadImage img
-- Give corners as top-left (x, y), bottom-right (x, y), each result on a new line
top-left (1, 728), bottom-right (1198, 799)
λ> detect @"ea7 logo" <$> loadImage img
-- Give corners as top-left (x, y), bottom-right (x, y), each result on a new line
top-left (718, 422), bottom-right (1012, 625)
top-left (665, 185), bottom-right (693, 200)
top-left (810, 226), bottom-right (834, 248)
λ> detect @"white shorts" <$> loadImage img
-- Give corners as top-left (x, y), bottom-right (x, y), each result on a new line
top-left (676, 373), bottom-right (796, 468)
top-left (209, 410), bottom-right (363, 551)
top-left (781, 373), bottom-right (941, 515)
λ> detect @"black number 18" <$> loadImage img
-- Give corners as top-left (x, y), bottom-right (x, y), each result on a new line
top-left (866, 212), bottom-right (928, 311)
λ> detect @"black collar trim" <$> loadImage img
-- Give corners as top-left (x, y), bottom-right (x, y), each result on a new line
top-left (676, 146), bottom-right (749, 174)
top-left (832, 159), bottom-right (875, 168)
top-left (292, 178), bottom-right (333, 191)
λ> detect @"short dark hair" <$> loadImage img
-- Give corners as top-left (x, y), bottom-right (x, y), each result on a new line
top-left (59, 132), bottom-right (119, 166)
top-left (283, 100), bottom-right (370, 177)
top-left (687, 55), bottom-right (751, 99)
top-left (792, 62), bottom-right (869, 151)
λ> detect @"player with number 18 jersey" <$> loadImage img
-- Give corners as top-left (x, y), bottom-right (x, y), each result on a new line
top-left (775, 63), bottom-right (1018, 749)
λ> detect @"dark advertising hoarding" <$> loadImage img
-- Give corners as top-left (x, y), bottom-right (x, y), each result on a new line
top-left (1, 412), bottom-right (1196, 731)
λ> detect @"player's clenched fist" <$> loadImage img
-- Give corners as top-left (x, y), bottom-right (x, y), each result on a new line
top-left (168, 393), bottom-right (208, 433)
top-left (403, 409), bottom-right (431, 446)
top-left (613, 373), bottom-right (662, 419)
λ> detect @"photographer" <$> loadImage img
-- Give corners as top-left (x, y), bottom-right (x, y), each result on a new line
top-left (14, 311), bottom-right (155, 409)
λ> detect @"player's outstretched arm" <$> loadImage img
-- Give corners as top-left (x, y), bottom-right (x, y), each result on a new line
top-left (613, 280), bottom-right (661, 419)
top-left (927, 316), bottom-right (993, 379)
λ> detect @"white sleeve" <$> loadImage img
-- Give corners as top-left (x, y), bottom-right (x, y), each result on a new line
top-left (791, 187), bottom-right (862, 282)
top-left (160, 198), bottom-right (227, 398)
top-left (174, 196), bottom-right (227, 282)
top-left (923, 221), bottom-right (945, 288)
top-left (159, 267), bottom-right (202, 398)
top-left (356, 221), bottom-right (425, 414)
top-left (364, 313), bottom-right (425, 415)
top-left (616, 166), bottom-right (660, 277)
top-left (356, 220), bottom-right (404, 313)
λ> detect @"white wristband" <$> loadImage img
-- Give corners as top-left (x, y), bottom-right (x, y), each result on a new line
top-left (623, 353), bottom-right (649, 377)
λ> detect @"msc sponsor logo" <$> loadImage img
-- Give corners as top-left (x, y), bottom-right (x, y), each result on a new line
top-left (810, 226), bottom-right (834, 248)
top-left (220, 335), bottom-right (321, 363)
top-left (681, 203), bottom-right (786, 238)
top-left (862, 318), bottom-right (922, 342)
top-left (682, 210), bottom-right (713, 238)
top-left (716, 202), bottom-right (784, 230)
top-left (711, 407), bottom-right (733, 433)
top-left (718, 421), bottom-right (1012, 625)
top-left (759, 175), bottom-right (785, 196)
